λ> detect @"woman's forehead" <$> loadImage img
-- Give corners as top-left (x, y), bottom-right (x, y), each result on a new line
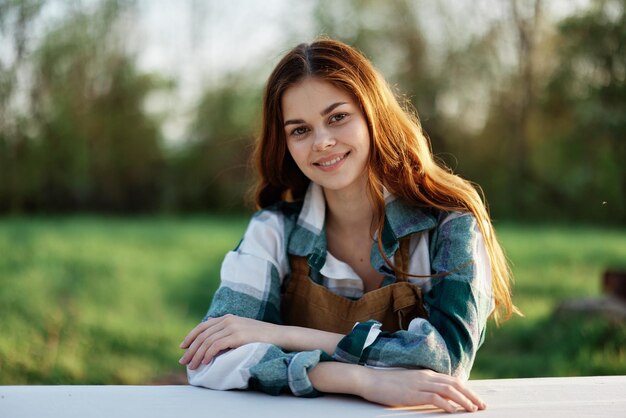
top-left (281, 78), bottom-right (355, 119)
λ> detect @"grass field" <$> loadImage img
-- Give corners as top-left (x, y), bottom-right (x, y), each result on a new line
top-left (0, 216), bottom-right (624, 384)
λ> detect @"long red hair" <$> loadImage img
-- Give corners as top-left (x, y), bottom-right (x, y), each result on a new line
top-left (254, 38), bottom-right (515, 323)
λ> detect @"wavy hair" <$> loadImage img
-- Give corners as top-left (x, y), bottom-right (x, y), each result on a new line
top-left (254, 38), bottom-right (515, 323)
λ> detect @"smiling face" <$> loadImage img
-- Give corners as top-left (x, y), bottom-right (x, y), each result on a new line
top-left (281, 77), bottom-right (371, 196)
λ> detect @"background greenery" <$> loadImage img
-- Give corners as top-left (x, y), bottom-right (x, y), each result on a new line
top-left (1, 0), bottom-right (624, 222)
top-left (0, 217), bottom-right (624, 384)
top-left (0, 0), bottom-right (624, 385)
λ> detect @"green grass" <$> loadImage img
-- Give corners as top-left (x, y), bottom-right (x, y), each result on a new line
top-left (0, 217), bottom-right (624, 384)
top-left (473, 223), bottom-right (626, 378)
top-left (0, 216), bottom-right (248, 384)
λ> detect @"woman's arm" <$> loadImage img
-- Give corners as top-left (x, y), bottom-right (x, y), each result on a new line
top-left (180, 316), bottom-right (343, 369)
top-left (308, 362), bottom-right (486, 412)
top-left (183, 336), bottom-right (485, 412)
top-left (331, 214), bottom-right (494, 379)
top-left (182, 208), bottom-right (348, 398)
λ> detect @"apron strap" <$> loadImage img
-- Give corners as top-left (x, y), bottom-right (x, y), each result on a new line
top-left (393, 237), bottom-right (411, 282)
top-left (290, 254), bottom-right (310, 277)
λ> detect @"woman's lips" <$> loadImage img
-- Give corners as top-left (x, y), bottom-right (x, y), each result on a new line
top-left (314, 151), bottom-right (350, 168)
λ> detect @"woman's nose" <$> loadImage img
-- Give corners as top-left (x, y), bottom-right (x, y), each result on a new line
top-left (312, 129), bottom-right (336, 151)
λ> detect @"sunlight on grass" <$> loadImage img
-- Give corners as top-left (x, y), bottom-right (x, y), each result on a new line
top-left (472, 223), bottom-right (626, 379)
top-left (0, 217), bottom-right (624, 383)
top-left (0, 216), bottom-right (248, 384)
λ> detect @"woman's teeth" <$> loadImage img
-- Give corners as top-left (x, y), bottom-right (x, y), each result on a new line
top-left (318, 153), bottom-right (347, 167)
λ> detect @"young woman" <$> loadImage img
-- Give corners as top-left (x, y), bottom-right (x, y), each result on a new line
top-left (179, 38), bottom-right (514, 413)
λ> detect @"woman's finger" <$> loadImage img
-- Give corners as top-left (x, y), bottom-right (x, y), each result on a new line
top-left (430, 373), bottom-right (486, 410)
top-left (452, 382), bottom-right (485, 410)
top-left (201, 329), bottom-right (232, 364)
top-left (188, 329), bottom-right (230, 369)
top-left (179, 321), bottom-right (224, 365)
top-left (179, 320), bottom-right (212, 348)
top-left (426, 382), bottom-right (477, 413)
top-left (416, 393), bottom-right (457, 414)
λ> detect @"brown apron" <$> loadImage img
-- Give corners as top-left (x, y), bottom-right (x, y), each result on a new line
top-left (281, 238), bottom-right (428, 334)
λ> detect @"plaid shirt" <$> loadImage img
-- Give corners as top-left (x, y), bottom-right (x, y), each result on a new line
top-left (187, 183), bottom-right (494, 397)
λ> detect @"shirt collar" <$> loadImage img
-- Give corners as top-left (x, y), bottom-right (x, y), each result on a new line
top-left (296, 181), bottom-right (326, 235)
top-left (290, 182), bottom-right (437, 270)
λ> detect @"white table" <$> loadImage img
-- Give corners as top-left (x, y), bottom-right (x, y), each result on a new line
top-left (2, 376), bottom-right (625, 417)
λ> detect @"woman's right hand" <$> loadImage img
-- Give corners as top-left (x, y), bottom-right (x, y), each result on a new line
top-left (357, 367), bottom-right (486, 413)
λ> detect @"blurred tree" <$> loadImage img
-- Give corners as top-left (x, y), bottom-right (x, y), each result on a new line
top-left (1, 0), bottom-right (622, 222)
top-left (539, 0), bottom-right (626, 223)
top-left (0, 0), bottom-right (167, 213)
top-left (0, 0), bottom-right (46, 212)
top-left (168, 75), bottom-right (260, 212)
top-left (510, 0), bottom-right (544, 185)
top-left (465, 0), bottom-right (556, 218)
top-left (455, 0), bottom-right (624, 223)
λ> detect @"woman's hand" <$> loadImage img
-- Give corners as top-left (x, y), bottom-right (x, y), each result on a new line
top-left (308, 362), bottom-right (485, 412)
top-left (358, 367), bottom-right (486, 413)
top-left (179, 315), bottom-right (344, 369)
top-left (179, 314), bottom-right (280, 369)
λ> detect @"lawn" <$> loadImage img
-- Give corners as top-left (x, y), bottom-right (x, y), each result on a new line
top-left (0, 216), bottom-right (624, 384)
top-left (473, 223), bottom-right (626, 378)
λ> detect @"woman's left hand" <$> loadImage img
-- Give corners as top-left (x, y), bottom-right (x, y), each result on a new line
top-left (179, 314), bottom-right (279, 369)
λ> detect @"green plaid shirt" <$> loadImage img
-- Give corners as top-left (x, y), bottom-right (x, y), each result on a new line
top-left (187, 183), bottom-right (494, 397)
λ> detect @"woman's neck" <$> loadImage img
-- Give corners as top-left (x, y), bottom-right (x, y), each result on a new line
top-left (323, 181), bottom-right (376, 238)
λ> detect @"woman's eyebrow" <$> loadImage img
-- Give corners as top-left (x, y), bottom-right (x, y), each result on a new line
top-left (320, 101), bottom-right (347, 116)
top-left (284, 102), bottom-right (348, 127)
top-left (284, 118), bottom-right (305, 127)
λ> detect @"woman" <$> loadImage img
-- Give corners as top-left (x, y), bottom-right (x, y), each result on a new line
top-left (179, 38), bottom-right (514, 413)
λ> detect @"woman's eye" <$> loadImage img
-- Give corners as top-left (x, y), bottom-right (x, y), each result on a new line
top-left (291, 126), bottom-right (309, 137)
top-left (330, 113), bottom-right (347, 123)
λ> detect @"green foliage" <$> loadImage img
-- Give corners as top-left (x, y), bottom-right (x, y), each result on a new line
top-left (0, 218), bottom-right (624, 384)
top-left (0, 0), bottom-right (624, 223)
top-left (0, 216), bottom-right (249, 384)
top-left (539, 0), bottom-right (626, 223)
top-left (454, 0), bottom-right (626, 224)
top-left (164, 77), bottom-right (261, 212)
top-left (0, 0), bottom-right (166, 213)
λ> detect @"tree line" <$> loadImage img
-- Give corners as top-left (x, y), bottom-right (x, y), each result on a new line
top-left (1, 0), bottom-right (624, 224)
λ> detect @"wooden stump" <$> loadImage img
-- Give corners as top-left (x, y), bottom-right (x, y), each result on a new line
top-left (603, 270), bottom-right (626, 301)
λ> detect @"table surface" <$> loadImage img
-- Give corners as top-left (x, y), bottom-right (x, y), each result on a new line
top-left (2, 375), bottom-right (625, 418)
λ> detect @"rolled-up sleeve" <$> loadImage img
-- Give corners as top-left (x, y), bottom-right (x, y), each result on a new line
top-left (187, 208), bottom-right (332, 397)
top-left (206, 210), bottom-right (288, 324)
top-left (189, 342), bottom-right (330, 397)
